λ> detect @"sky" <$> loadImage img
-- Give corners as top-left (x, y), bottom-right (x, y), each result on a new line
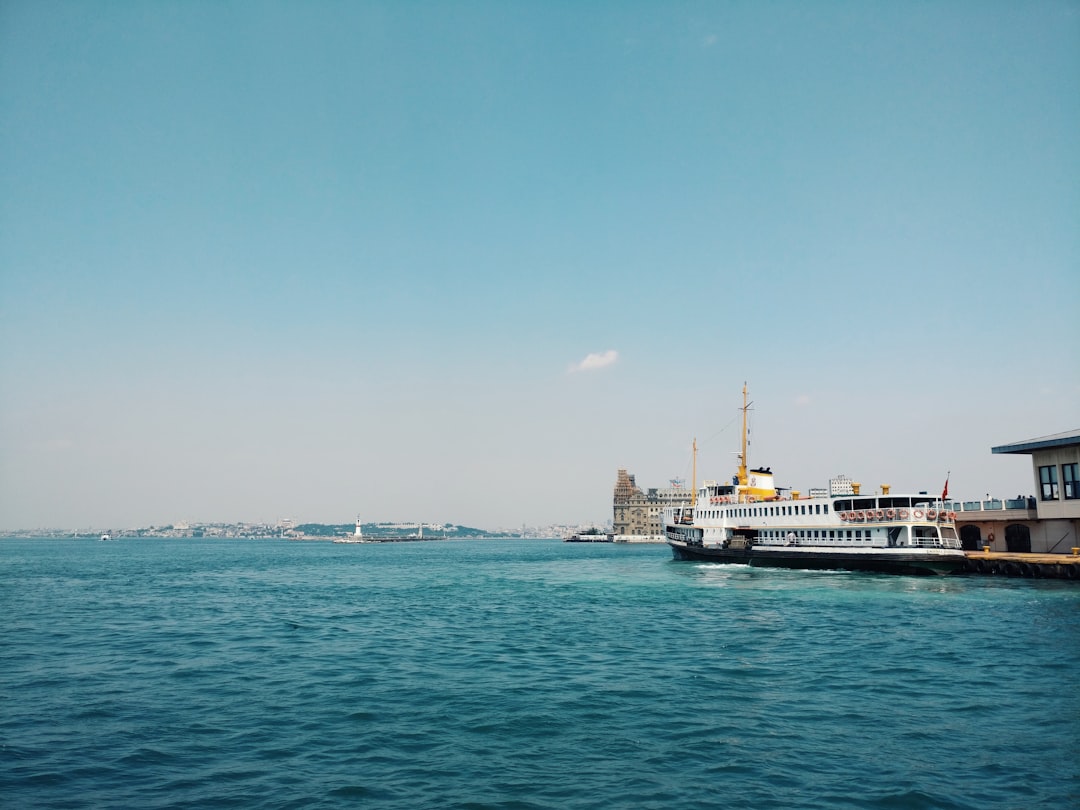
top-left (1, 1), bottom-right (1078, 531)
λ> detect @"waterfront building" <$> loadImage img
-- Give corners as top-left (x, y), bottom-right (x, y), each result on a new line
top-left (612, 469), bottom-right (690, 542)
top-left (950, 430), bottom-right (1080, 553)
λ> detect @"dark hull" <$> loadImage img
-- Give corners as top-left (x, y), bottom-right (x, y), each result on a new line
top-left (668, 542), bottom-right (965, 576)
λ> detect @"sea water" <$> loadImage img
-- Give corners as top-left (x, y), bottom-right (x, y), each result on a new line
top-left (2, 537), bottom-right (1077, 809)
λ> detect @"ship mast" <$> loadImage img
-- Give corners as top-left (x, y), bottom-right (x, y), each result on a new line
top-left (738, 383), bottom-right (749, 487)
top-left (691, 437), bottom-right (697, 507)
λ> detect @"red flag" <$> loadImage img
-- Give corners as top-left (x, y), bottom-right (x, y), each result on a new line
top-left (941, 476), bottom-right (949, 500)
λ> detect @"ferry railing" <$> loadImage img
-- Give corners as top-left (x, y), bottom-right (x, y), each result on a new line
top-left (949, 498), bottom-right (1035, 513)
top-left (909, 537), bottom-right (962, 549)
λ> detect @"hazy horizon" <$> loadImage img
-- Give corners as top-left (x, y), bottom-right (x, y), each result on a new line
top-left (2, 2), bottom-right (1077, 530)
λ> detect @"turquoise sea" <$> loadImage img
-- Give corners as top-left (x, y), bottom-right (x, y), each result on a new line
top-left (2, 538), bottom-right (1078, 809)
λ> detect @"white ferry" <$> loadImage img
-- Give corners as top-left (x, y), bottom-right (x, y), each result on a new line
top-left (662, 387), bottom-right (966, 576)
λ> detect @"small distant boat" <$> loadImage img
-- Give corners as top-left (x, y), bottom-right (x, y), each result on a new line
top-left (565, 529), bottom-right (614, 543)
top-left (99, 533), bottom-right (113, 541)
top-left (662, 386), bottom-right (966, 576)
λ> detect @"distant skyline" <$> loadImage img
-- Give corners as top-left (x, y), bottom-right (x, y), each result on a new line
top-left (2, 2), bottom-right (1077, 530)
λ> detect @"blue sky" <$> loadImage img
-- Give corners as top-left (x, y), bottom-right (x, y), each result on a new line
top-left (2, 1), bottom-right (1077, 530)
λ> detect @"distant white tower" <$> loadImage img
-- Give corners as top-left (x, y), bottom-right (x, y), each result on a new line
top-left (354, 516), bottom-right (363, 538)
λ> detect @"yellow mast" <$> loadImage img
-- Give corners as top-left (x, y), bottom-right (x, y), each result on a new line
top-left (691, 437), bottom-right (697, 507)
top-left (738, 383), bottom-right (749, 487)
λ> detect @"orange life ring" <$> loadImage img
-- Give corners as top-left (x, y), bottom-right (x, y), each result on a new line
top-left (987, 532), bottom-right (995, 542)
top-left (949, 511), bottom-right (957, 520)
top-left (886, 509), bottom-right (896, 519)
top-left (899, 509), bottom-right (909, 519)
top-left (927, 509), bottom-right (937, 520)
top-left (875, 510), bottom-right (885, 520)
top-left (913, 509), bottom-right (924, 519)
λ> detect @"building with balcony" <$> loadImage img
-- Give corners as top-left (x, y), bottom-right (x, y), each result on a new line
top-left (949, 430), bottom-right (1080, 553)
top-left (612, 468), bottom-right (690, 542)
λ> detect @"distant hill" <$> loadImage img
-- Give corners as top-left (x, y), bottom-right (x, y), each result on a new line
top-left (292, 523), bottom-right (515, 538)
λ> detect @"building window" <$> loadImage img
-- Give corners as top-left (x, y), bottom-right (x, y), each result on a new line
top-left (1040, 465), bottom-right (1059, 500)
top-left (1064, 463), bottom-right (1079, 500)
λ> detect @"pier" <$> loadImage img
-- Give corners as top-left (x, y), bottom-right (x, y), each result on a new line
top-left (961, 550), bottom-right (1080, 579)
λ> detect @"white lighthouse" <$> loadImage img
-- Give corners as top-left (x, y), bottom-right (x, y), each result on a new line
top-left (354, 516), bottom-right (363, 538)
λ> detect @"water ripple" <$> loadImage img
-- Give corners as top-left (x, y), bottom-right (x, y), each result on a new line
top-left (2, 538), bottom-right (1078, 809)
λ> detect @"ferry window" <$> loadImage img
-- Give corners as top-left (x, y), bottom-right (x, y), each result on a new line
top-left (1040, 465), bottom-right (1059, 500)
top-left (1064, 463), bottom-right (1079, 500)
top-left (829, 531), bottom-right (835, 539)
top-left (823, 504), bottom-right (829, 514)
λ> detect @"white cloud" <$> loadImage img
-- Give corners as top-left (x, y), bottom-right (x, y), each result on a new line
top-left (570, 349), bottom-right (618, 373)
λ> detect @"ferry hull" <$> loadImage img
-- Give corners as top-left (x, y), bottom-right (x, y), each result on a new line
top-left (668, 541), bottom-right (965, 576)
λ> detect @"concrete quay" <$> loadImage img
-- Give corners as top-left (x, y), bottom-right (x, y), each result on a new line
top-left (961, 550), bottom-right (1080, 579)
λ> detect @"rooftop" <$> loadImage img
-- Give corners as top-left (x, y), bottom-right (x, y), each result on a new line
top-left (991, 429), bottom-right (1080, 455)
